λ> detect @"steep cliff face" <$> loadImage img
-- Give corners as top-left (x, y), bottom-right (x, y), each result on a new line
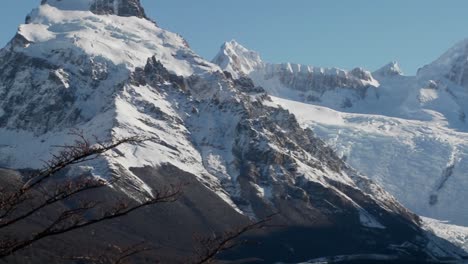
top-left (0, 1), bottom-right (465, 262)
top-left (40, 0), bottom-right (147, 18)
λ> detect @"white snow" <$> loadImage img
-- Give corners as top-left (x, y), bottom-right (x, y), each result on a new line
top-left (265, 98), bottom-right (345, 126)
top-left (419, 88), bottom-right (439, 104)
top-left (373, 61), bottom-right (403, 77)
top-left (0, 3), bottom-right (228, 204)
top-left (18, 24), bottom-right (55, 42)
top-left (212, 40), bottom-right (263, 79)
top-left (422, 217), bottom-right (468, 253)
top-left (268, 96), bottom-right (468, 226)
top-left (22, 4), bottom-right (220, 76)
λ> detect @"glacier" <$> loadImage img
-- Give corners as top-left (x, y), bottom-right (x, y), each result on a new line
top-left (214, 39), bottom-right (468, 227)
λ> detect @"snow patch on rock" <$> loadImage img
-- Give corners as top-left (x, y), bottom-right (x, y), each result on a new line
top-left (422, 217), bottom-right (468, 252)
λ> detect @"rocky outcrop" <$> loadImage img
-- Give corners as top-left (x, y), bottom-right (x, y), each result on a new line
top-left (41, 0), bottom-right (147, 18)
top-left (91, 0), bottom-right (147, 18)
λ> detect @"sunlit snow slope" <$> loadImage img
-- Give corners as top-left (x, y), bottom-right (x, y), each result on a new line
top-left (268, 96), bottom-right (468, 226)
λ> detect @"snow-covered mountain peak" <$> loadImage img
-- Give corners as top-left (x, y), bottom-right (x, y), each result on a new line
top-left (212, 40), bottom-right (264, 79)
top-left (211, 36), bottom-right (468, 228)
top-left (374, 61), bottom-right (403, 77)
top-left (40, 0), bottom-right (147, 18)
top-left (417, 39), bottom-right (468, 86)
top-left (222, 39), bottom-right (246, 50)
top-left (213, 41), bottom-right (380, 110)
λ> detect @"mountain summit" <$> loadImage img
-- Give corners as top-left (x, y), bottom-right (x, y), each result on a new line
top-left (374, 61), bottom-right (403, 77)
top-left (40, 0), bottom-right (147, 18)
top-left (212, 40), bottom-right (264, 79)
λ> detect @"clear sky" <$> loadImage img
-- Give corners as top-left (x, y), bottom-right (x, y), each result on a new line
top-left (2, 0), bottom-right (468, 75)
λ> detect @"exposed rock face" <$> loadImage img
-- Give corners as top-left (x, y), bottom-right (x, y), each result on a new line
top-left (212, 40), bottom-right (379, 109)
top-left (40, 0), bottom-right (147, 18)
top-left (0, 49), bottom-right (121, 133)
top-left (92, 0), bottom-right (147, 18)
top-left (263, 63), bottom-right (375, 94)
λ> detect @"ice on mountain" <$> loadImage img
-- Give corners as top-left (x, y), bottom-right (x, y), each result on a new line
top-left (213, 40), bottom-right (468, 226)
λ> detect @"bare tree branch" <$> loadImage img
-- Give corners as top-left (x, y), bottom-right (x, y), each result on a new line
top-left (23, 129), bottom-right (146, 191)
top-left (192, 214), bottom-right (278, 264)
top-left (62, 242), bottom-right (158, 264)
top-left (0, 183), bottom-right (181, 258)
top-left (0, 130), bottom-right (147, 222)
top-left (0, 130), bottom-right (182, 260)
top-left (113, 242), bottom-right (158, 264)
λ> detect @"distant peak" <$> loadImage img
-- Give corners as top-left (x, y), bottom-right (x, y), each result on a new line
top-left (417, 39), bottom-right (468, 87)
top-left (219, 40), bottom-right (259, 57)
top-left (374, 61), bottom-right (403, 77)
top-left (40, 0), bottom-right (147, 18)
top-left (212, 40), bottom-right (263, 79)
top-left (222, 39), bottom-right (244, 49)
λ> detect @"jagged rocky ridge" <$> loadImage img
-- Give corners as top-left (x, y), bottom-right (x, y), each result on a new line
top-left (213, 40), bottom-right (468, 227)
top-left (0, 1), bottom-right (466, 262)
top-left (213, 40), bottom-right (380, 110)
top-left (213, 40), bottom-right (468, 127)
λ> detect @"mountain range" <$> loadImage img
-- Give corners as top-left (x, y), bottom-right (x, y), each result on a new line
top-left (213, 39), bottom-right (468, 227)
top-left (0, 0), bottom-right (467, 263)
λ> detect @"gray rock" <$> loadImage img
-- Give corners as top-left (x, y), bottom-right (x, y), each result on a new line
top-left (40, 0), bottom-right (148, 18)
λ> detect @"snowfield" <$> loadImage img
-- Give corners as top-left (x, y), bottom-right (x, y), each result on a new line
top-left (20, 4), bottom-right (218, 76)
top-left (268, 96), bottom-right (468, 226)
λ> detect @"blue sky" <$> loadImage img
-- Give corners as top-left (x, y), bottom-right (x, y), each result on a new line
top-left (1, 1), bottom-right (468, 75)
